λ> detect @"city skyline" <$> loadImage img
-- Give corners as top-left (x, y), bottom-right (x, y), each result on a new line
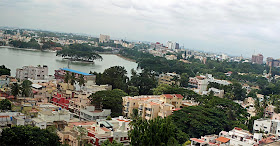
top-left (1, 0), bottom-right (280, 58)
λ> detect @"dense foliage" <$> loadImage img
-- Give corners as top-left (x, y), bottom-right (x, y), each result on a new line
top-left (88, 89), bottom-right (128, 117)
top-left (9, 39), bottom-right (40, 49)
top-left (94, 66), bottom-right (128, 91)
top-left (56, 43), bottom-right (103, 62)
top-left (0, 65), bottom-right (11, 76)
top-left (129, 117), bottom-right (179, 146)
top-left (0, 99), bottom-right (11, 111)
top-left (0, 125), bottom-right (61, 146)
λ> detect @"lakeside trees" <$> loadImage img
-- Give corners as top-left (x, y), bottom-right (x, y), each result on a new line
top-left (56, 43), bottom-right (103, 62)
top-left (9, 39), bottom-right (40, 49)
top-left (0, 65), bottom-right (11, 76)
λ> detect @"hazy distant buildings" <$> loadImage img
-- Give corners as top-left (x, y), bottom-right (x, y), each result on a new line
top-left (99, 34), bottom-right (110, 43)
top-left (267, 57), bottom-right (280, 67)
top-left (166, 41), bottom-right (179, 50)
top-left (252, 54), bottom-right (263, 64)
top-left (16, 65), bottom-right (48, 81)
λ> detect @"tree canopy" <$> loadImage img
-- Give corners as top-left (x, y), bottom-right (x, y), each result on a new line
top-left (0, 125), bottom-right (61, 146)
top-left (88, 89), bottom-right (128, 117)
top-left (0, 65), bottom-right (11, 76)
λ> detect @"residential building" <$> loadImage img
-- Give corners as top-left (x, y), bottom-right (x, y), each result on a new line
top-left (99, 34), bottom-right (110, 43)
top-left (189, 75), bottom-right (209, 94)
top-left (158, 72), bottom-right (180, 86)
top-left (55, 68), bottom-right (96, 85)
top-left (252, 54), bottom-right (263, 64)
top-left (79, 106), bottom-right (111, 121)
top-left (122, 94), bottom-right (183, 120)
top-left (165, 54), bottom-right (177, 60)
top-left (253, 119), bottom-right (280, 135)
top-left (202, 87), bottom-right (225, 98)
top-left (16, 65), bottom-right (48, 81)
top-left (219, 127), bottom-right (260, 146)
top-left (0, 112), bottom-right (27, 127)
top-left (267, 57), bottom-right (280, 67)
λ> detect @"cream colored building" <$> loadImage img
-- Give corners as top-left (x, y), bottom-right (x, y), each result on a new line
top-left (99, 34), bottom-right (110, 43)
top-left (158, 73), bottom-right (181, 86)
top-left (123, 94), bottom-right (183, 120)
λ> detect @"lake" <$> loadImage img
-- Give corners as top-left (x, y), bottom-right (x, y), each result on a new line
top-left (0, 47), bottom-right (138, 77)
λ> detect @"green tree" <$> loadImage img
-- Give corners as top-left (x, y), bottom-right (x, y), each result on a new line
top-left (127, 86), bottom-right (139, 96)
top-left (70, 72), bottom-right (76, 86)
top-left (0, 65), bottom-right (11, 76)
top-left (88, 89), bottom-right (128, 117)
top-left (11, 83), bottom-right (21, 99)
top-left (78, 74), bottom-right (85, 91)
top-left (0, 125), bottom-right (61, 146)
top-left (129, 117), bottom-right (178, 146)
top-left (0, 99), bottom-right (12, 111)
top-left (100, 66), bottom-right (128, 91)
top-left (64, 71), bottom-right (70, 89)
top-left (21, 80), bottom-right (32, 97)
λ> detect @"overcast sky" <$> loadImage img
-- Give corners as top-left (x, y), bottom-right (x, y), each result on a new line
top-left (0, 0), bottom-right (280, 58)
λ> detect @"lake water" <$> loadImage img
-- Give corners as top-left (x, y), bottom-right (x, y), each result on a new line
top-left (0, 47), bottom-right (138, 77)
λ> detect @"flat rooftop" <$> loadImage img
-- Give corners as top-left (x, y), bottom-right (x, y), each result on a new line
top-left (60, 68), bottom-right (91, 76)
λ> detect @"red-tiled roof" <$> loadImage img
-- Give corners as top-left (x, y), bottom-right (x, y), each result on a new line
top-left (190, 138), bottom-right (206, 143)
top-left (175, 94), bottom-right (184, 99)
top-left (163, 94), bottom-right (173, 99)
top-left (173, 108), bottom-right (182, 111)
top-left (215, 137), bottom-right (230, 143)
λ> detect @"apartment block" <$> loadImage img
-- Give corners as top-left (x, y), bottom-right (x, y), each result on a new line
top-left (158, 72), bottom-right (180, 86)
top-left (99, 34), bottom-right (110, 43)
top-left (252, 54), bottom-right (263, 65)
top-left (253, 119), bottom-right (280, 135)
top-left (122, 94), bottom-right (183, 120)
top-left (16, 65), bottom-right (48, 81)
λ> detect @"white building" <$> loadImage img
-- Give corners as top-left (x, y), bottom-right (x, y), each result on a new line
top-left (16, 65), bottom-right (48, 81)
top-left (80, 106), bottom-right (111, 121)
top-left (253, 119), bottom-right (280, 135)
top-left (32, 108), bottom-right (71, 129)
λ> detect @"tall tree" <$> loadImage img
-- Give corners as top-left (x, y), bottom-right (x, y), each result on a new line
top-left (129, 117), bottom-right (178, 146)
top-left (88, 89), bottom-right (128, 117)
top-left (21, 80), bottom-right (32, 97)
top-left (70, 72), bottom-right (76, 86)
top-left (11, 83), bottom-right (21, 99)
top-left (78, 74), bottom-right (85, 91)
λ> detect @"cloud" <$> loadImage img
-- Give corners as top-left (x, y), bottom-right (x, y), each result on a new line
top-left (0, 0), bottom-right (280, 58)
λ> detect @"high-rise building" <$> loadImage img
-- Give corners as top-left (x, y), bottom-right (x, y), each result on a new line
top-left (252, 54), bottom-right (263, 64)
top-left (267, 57), bottom-right (280, 67)
top-left (166, 41), bottom-right (179, 50)
top-left (99, 34), bottom-right (110, 43)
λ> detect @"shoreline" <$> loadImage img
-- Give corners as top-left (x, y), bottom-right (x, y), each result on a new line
top-left (0, 46), bottom-right (56, 53)
top-left (1, 46), bottom-right (137, 63)
top-left (116, 54), bottom-right (137, 62)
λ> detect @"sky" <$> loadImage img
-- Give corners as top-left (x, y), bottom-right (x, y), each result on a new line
top-left (0, 0), bottom-right (280, 58)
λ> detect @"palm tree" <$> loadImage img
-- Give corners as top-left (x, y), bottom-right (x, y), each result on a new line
top-left (21, 80), bottom-right (32, 97)
top-left (70, 72), bottom-right (76, 86)
top-left (74, 126), bottom-right (88, 146)
top-left (11, 83), bottom-right (20, 99)
top-left (77, 74), bottom-right (85, 91)
top-left (64, 71), bottom-right (70, 89)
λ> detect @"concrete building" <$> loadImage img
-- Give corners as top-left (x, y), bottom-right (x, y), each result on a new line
top-left (55, 68), bottom-right (96, 84)
top-left (16, 65), bottom-right (48, 81)
top-left (165, 55), bottom-right (177, 60)
top-left (202, 87), bottom-right (225, 98)
top-left (99, 34), bottom-right (110, 43)
top-left (158, 72), bottom-right (180, 86)
top-left (122, 94), bottom-right (183, 120)
top-left (80, 106), bottom-right (111, 121)
top-left (267, 57), bottom-right (280, 67)
top-left (253, 119), bottom-right (280, 135)
top-left (252, 54), bottom-right (264, 64)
